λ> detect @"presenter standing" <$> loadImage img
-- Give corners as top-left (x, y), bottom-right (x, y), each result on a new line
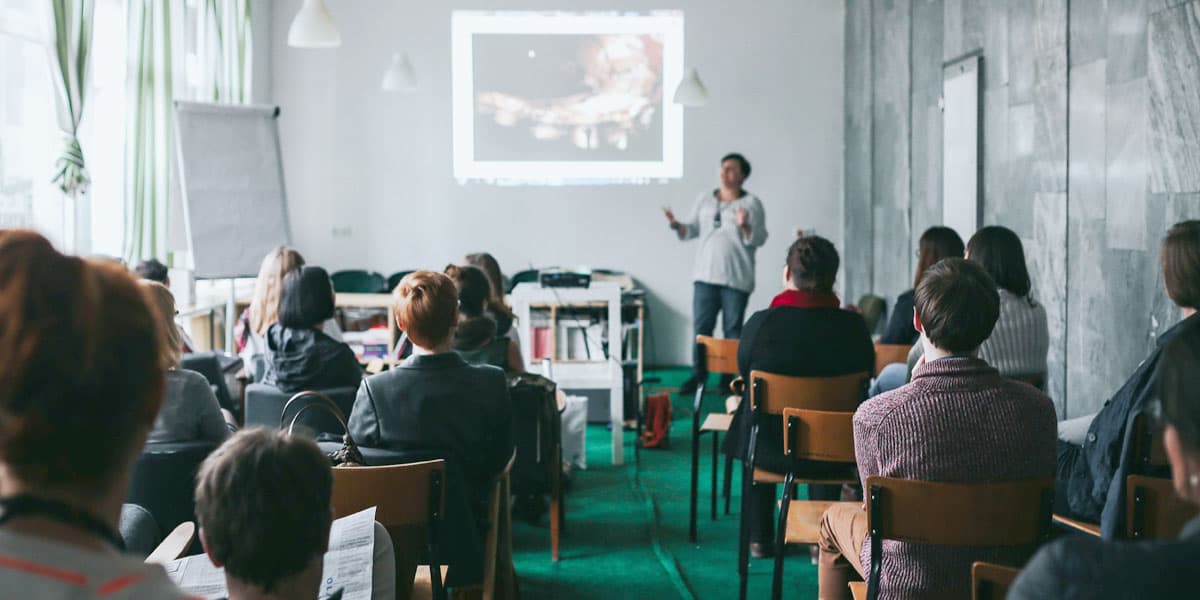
top-left (664, 153), bottom-right (768, 394)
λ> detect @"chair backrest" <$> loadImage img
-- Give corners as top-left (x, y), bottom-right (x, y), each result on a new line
top-left (387, 270), bottom-right (416, 292)
top-left (864, 476), bottom-right (1053, 600)
top-left (127, 441), bottom-right (219, 535)
top-left (857, 294), bottom-right (886, 333)
top-left (1125, 474), bottom-right (1200, 540)
top-left (331, 460), bottom-right (447, 600)
top-left (508, 374), bottom-right (561, 498)
top-left (971, 562), bottom-right (1020, 600)
top-left (180, 353), bottom-right (235, 412)
top-left (873, 343), bottom-right (911, 376)
top-left (331, 269), bottom-right (387, 293)
top-left (749, 370), bottom-right (868, 415)
top-left (782, 408), bottom-right (856, 463)
top-left (245, 383), bottom-right (357, 438)
top-left (145, 521), bottom-right (196, 565)
top-left (481, 452), bottom-right (518, 600)
top-left (507, 269), bottom-right (539, 292)
top-left (1131, 413), bottom-right (1170, 475)
top-left (864, 476), bottom-right (1053, 546)
top-left (696, 336), bottom-right (739, 377)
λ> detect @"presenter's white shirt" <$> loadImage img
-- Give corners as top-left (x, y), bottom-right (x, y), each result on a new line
top-left (678, 190), bottom-right (768, 293)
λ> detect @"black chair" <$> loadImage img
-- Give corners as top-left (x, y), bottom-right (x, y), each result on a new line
top-left (507, 269), bottom-right (540, 293)
top-left (127, 441), bottom-right (219, 536)
top-left (244, 383), bottom-right (357, 438)
top-left (181, 352), bottom-right (242, 413)
top-left (330, 269), bottom-right (387, 293)
top-left (508, 372), bottom-right (565, 561)
top-left (387, 270), bottom-right (416, 292)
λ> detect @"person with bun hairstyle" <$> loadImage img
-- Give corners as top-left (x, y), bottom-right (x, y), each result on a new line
top-left (348, 270), bottom-right (513, 586)
top-left (445, 264), bottom-right (523, 373)
top-left (0, 230), bottom-right (190, 597)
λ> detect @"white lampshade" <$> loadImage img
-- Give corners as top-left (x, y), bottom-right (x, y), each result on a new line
top-left (672, 67), bottom-right (709, 107)
top-left (288, 0), bottom-right (341, 49)
top-left (381, 52), bottom-right (417, 92)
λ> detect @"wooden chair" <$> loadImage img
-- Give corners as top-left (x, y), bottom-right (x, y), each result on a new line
top-left (144, 521), bottom-right (196, 565)
top-left (1052, 413), bottom-right (1169, 538)
top-left (689, 335), bottom-right (740, 543)
top-left (771, 408), bottom-right (860, 600)
top-left (736, 369), bottom-right (868, 600)
top-left (1125, 474), bottom-right (1200, 540)
top-left (330, 459), bottom-right (447, 600)
top-left (872, 343), bottom-right (911, 377)
top-left (971, 562), bottom-right (1020, 600)
top-left (480, 452), bottom-right (518, 600)
top-left (862, 476), bottom-right (1053, 600)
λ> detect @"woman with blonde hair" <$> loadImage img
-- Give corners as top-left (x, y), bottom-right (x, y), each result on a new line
top-left (141, 280), bottom-right (235, 445)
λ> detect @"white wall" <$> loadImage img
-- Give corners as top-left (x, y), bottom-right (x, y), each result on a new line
top-left (269, 0), bottom-right (845, 365)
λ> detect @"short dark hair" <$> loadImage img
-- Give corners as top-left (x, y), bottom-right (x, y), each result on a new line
top-left (914, 258), bottom-right (1000, 354)
top-left (1162, 220), bottom-right (1200, 309)
top-left (444, 264), bottom-right (491, 319)
top-left (134, 258), bottom-right (169, 284)
top-left (0, 230), bottom-right (164, 489)
top-left (721, 153), bottom-right (751, 178)
top-left (966, 226), bottom-right (1031, 297)
top-left (787, 235), bottom-right (839, 292)
top-left (914, 227), bottom-right (965, 289)
top-left (278, 266), bottom-right (336, 328)
top-left (195, 429), bottom-right (332, 593)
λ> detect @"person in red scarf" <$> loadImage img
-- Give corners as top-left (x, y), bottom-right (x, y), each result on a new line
top-left (722, 234), bottom-right (875, 558)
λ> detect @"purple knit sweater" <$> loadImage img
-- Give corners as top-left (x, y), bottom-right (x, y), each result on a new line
top-left (854, 356), bottom-right (1056, 599)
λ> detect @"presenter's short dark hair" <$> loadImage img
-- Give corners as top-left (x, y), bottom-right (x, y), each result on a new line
top-left (278, 266), bottom-right (336, 328)
top-left (195, 429), bottom-right (332, 593)
top-left (1162, 220), bottom-right (1200, 309)
top-left (721, 153), bottom-right (751, 178)
top-left (914, 258), bottom-right (1000, 354)
top-left (134, 259), bottom-right (169, 284)
top-left (787, 235), bottom-right (839, 293)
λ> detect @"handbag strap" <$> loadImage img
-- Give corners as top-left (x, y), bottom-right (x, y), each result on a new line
top-left (281, 391), bottom-right (350, 437)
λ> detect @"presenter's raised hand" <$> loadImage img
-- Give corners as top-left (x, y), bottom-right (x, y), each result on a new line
top-left (662, 206), bottom-right (678, 225)
top-left (735, 207), bottom-right (749, 228)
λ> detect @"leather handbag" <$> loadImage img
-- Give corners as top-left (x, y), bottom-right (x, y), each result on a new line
top-left (280, 391), bottom-right (365, 467)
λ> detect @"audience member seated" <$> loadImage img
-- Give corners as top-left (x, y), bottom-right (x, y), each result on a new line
top-left (195, 428), bottom-right (395, 600)
top-left (445, 264), bottom-right (523, 373)
top-left (235, 246), bottom-right (343, 380)
top-left (1057, 220), bottom-right (1200, 534)
top-left (878, 226), bottom-right (964, 345)
top-left (134, 257), bottom-right (198, 353)
top-left (1010, 322), bottom-right (1200, 598)
top-left (721, 235), bottom-right (874, 558)
top-left (348, 271), bottom-right (514, 583)
top-left (464, 252), bottom-right (519, 345)
top-left (263, 266), bottom-right (363, 394)
top-left (818, 258), bottom-right (1057, 599)
top-left (141, 280), bottom-right (235, 444)
top-left (0, 230), bottom-right (189, 597)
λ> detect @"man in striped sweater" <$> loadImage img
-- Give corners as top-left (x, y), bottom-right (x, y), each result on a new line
top-left (816, 258), bottom-right (1057, 599)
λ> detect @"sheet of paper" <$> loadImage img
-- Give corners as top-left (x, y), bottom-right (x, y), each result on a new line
top-left (167, 506), bottom-right (377, 600)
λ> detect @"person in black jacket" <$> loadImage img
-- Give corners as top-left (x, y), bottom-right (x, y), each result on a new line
top-left (1009, 318), bottom-right (1200, 599)
top-left (878, 226), bottom-right (964, 345)
top-left (722, 235), bottom-right (875, 557)
top-left (1057, 221), bottom-right (1200, 536)
top-left (348, 271), bottom-right (513, 585)
top-left (262, 266), bottom-right (362, 394)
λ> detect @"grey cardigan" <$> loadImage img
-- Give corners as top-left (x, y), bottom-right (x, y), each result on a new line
top-left (146, 369), bottom-right (230, 445)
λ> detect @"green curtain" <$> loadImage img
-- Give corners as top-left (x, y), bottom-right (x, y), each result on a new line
top-left (49, 0), bottom-right (95, 198)
top-left (201, 0), bottom-right (252, 103)
top-left (123, 0), bottom-right (174, 262)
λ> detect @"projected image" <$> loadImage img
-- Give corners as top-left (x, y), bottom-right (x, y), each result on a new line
top-left (452, 12), bottom-right (684, 184)
top-left (473, 33), bottom-right (664, 162)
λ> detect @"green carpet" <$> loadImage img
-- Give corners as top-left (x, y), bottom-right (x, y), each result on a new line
top-left (511, 367), bottom-right (821, 599)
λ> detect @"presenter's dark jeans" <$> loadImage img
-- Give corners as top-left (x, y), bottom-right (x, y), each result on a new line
top-left (692, 281), bottom-right (749, 380)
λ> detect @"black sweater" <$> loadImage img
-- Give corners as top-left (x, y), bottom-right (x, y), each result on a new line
top-left (721, 305), bottom-right (875, 473)
top-left (880, 289), bottom-right (918, 345)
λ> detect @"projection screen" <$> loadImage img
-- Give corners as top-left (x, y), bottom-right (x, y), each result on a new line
top-left (451, 11), bottom-right (685, 185)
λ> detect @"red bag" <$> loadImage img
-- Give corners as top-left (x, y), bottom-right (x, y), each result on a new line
top-left (639, 392), bottom-right (673, 449)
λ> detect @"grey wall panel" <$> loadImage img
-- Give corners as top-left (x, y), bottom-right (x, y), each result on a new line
top-left (1032, 192), bottom-right (1068, 412)
top-left (1008, 0), bottom-right (1036, 105)
top-left (983, 1), bottom-right (1009, 88)
top-left (1106, 0), bottom-right (1150, 84)
top-left (1033, 50), bottom-right (1068, 193)
top-left (1070, 0), bottom-right (1108, 66)
top-left (871, 0), bottom-right (913, 299)
top-left (844, 0), bottom-right (875, 302)
top-left (1105, 77), bottom-right (1149, 251)
top-left (1148, 3), bottom-right (1200, 193)
top-left (1068, 60), bottom-right (1108, 222)
top-left (944, 0), bottom-right (965, 60)
top-left (982, 86), bottom-right (1010, 228)
top-left (1005, 102), bottom-right (1037, 237)
top-left (911, 0), bottom-right (945, 258)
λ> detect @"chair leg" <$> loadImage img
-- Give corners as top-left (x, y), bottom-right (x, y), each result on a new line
top-left (771, 472), bottom-right (794, 600)
top-left (738, 462), bottom-right (751, 600)
top-left (690, 425), bottom-right (701, 544)
top-left (550, 494), bottom-right (560, 562)
top-left (711, 431), bottom-right (719, 520)
top-left (724, 454), bottom-right (734, 515)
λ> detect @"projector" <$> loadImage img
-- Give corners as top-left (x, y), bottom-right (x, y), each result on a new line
top-left (540, 269), bottom-right (591, 288)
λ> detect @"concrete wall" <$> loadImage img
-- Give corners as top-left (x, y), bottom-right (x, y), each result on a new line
top-left (268, 0), bottom-right (845, 366)
top-left (844, 0), bottom-right (1200, 417)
